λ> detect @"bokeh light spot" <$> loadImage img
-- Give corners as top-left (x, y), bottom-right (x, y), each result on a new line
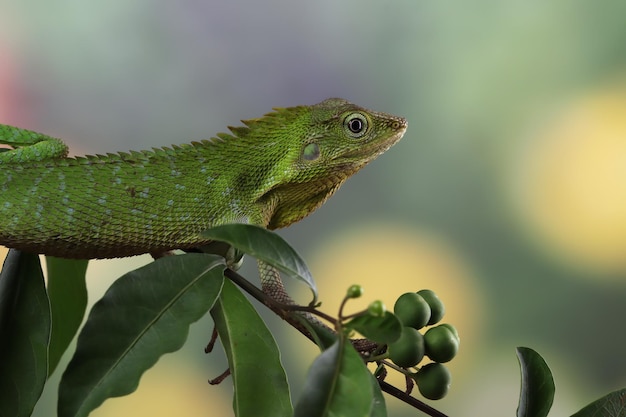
top-left (90, 361), bottom-right (231, 417)
top-left (292, 223), bottom-right (484, 398)
top-left (512, 81), bottom-right (626, 275)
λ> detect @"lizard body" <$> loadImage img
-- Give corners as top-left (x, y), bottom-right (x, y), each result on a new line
top-left (0, 98), bottom-right (406, 302)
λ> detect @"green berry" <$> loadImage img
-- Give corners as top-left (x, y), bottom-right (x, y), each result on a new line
top-left (388, 327), bottom-right (425, 368)
top-left (417, 289), bottom-right (445, 325)
top-left (424, 325), bottom-right (459, 363)
top-left (393, 292), bottom-right (431, 329)
top-left (438, 323), bottom-right (460, 342)
top-left (414, 363), bottom-right (451, 400)
top-left (367, 300), bottom-right (386, 317)
top-left (346, 285), bottom-right (364, 299)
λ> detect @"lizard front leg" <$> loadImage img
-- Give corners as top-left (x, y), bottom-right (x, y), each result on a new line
top-left (257, 260), bottom-right (294, 305)
top-left (256, 260), bottom-right (337, 340)
top-left (255, 260), bottom-right (377, 352)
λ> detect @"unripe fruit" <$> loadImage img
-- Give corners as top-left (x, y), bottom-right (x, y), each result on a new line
top-left (388, 327), bottom-right (425, 368)
top-left (367, 300), bottom-right (386, 317)
top-left (414, 363), bottom-right (451, 400)
top-left (393, 292), bottom-right (431, 330)
top-left (424, 325), bottom-right (459, 363)
top-left (438, 323), bottom-right (460, 342)
top-left (417, 289), bottom-right (445, 325)
top-left (346, 285), bottom-right (364, 299)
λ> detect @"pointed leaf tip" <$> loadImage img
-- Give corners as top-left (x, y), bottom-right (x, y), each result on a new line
top-left (201, 224), bottom-right (318, 301)
top-left (516, 347), bottom-right (555, 417)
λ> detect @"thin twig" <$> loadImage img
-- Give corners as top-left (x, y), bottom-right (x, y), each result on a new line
top-left (378, 380), bottom-right (449, 417)
top-left (223, 268), bottom-right (335, 341)
top-left (208, 368), bottom-right (231, 385)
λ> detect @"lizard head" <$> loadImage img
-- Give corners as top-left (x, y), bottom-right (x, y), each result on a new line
top-left (257, 98), bottom-right (407, 229)
top-left (302, 98), bottom-right (407, 173)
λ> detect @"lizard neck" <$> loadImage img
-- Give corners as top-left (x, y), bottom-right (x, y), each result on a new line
top-left (264, 175), bottom-right (348, 229)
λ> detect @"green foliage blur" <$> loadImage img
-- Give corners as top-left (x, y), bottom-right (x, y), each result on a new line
top-left (2, 1), bottom-right (626, 415)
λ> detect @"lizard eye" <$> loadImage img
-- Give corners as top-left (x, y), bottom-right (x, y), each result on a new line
top-left (343, 112), bottom-right (369, 138)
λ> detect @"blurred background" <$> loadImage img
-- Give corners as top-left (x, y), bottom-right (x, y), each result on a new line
top-left (2, 0), bottom-right (626, 415)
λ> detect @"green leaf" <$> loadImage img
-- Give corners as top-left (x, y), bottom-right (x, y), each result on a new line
top-left (302, 318), bottom-right (338, 351)
top-left (346, 311), bottom-right (402, 344)
top-left (368, 373), bottom-right (387, 417)
top-left (294, 337), bottom-right (373, 417)
top-left (46, 257), bottom-right (89, 376)
top-left (516, 347), bottom-right (555, 417)
top-left (211, 279), bottom-right (292, 417)
top-left (571, 388), bottom-right (626, 417)
top-left (201, 224), bottom-right (317, 301)
top-left (58, 253), bottom-right (225, 417)
top-left (0, 250), bottom-right (51, 417)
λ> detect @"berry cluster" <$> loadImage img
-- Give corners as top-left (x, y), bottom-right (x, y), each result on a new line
top-left (387, 290), bottom-right (459, 400)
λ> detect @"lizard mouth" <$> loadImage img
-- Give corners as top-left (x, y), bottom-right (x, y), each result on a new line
top-left (340, 126), bottom-right (407, 161)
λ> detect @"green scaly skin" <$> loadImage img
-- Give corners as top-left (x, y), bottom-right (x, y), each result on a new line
top-left (0, 98), bottom-right (407, 305)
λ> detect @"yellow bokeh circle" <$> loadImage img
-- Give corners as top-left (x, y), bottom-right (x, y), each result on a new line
top-left (512, 82), bottom-right (626, 274)
top-left (293, 223), bottom-right (484, 391)
top-left (91, 361), bottom-right (232, 417)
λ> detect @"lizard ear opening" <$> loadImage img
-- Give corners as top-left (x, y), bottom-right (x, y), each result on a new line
top-left (302, 143), bottom-right (320, 161)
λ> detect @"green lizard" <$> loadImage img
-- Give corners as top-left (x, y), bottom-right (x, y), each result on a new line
top-left (0, 98), bottom-right (406, 305)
